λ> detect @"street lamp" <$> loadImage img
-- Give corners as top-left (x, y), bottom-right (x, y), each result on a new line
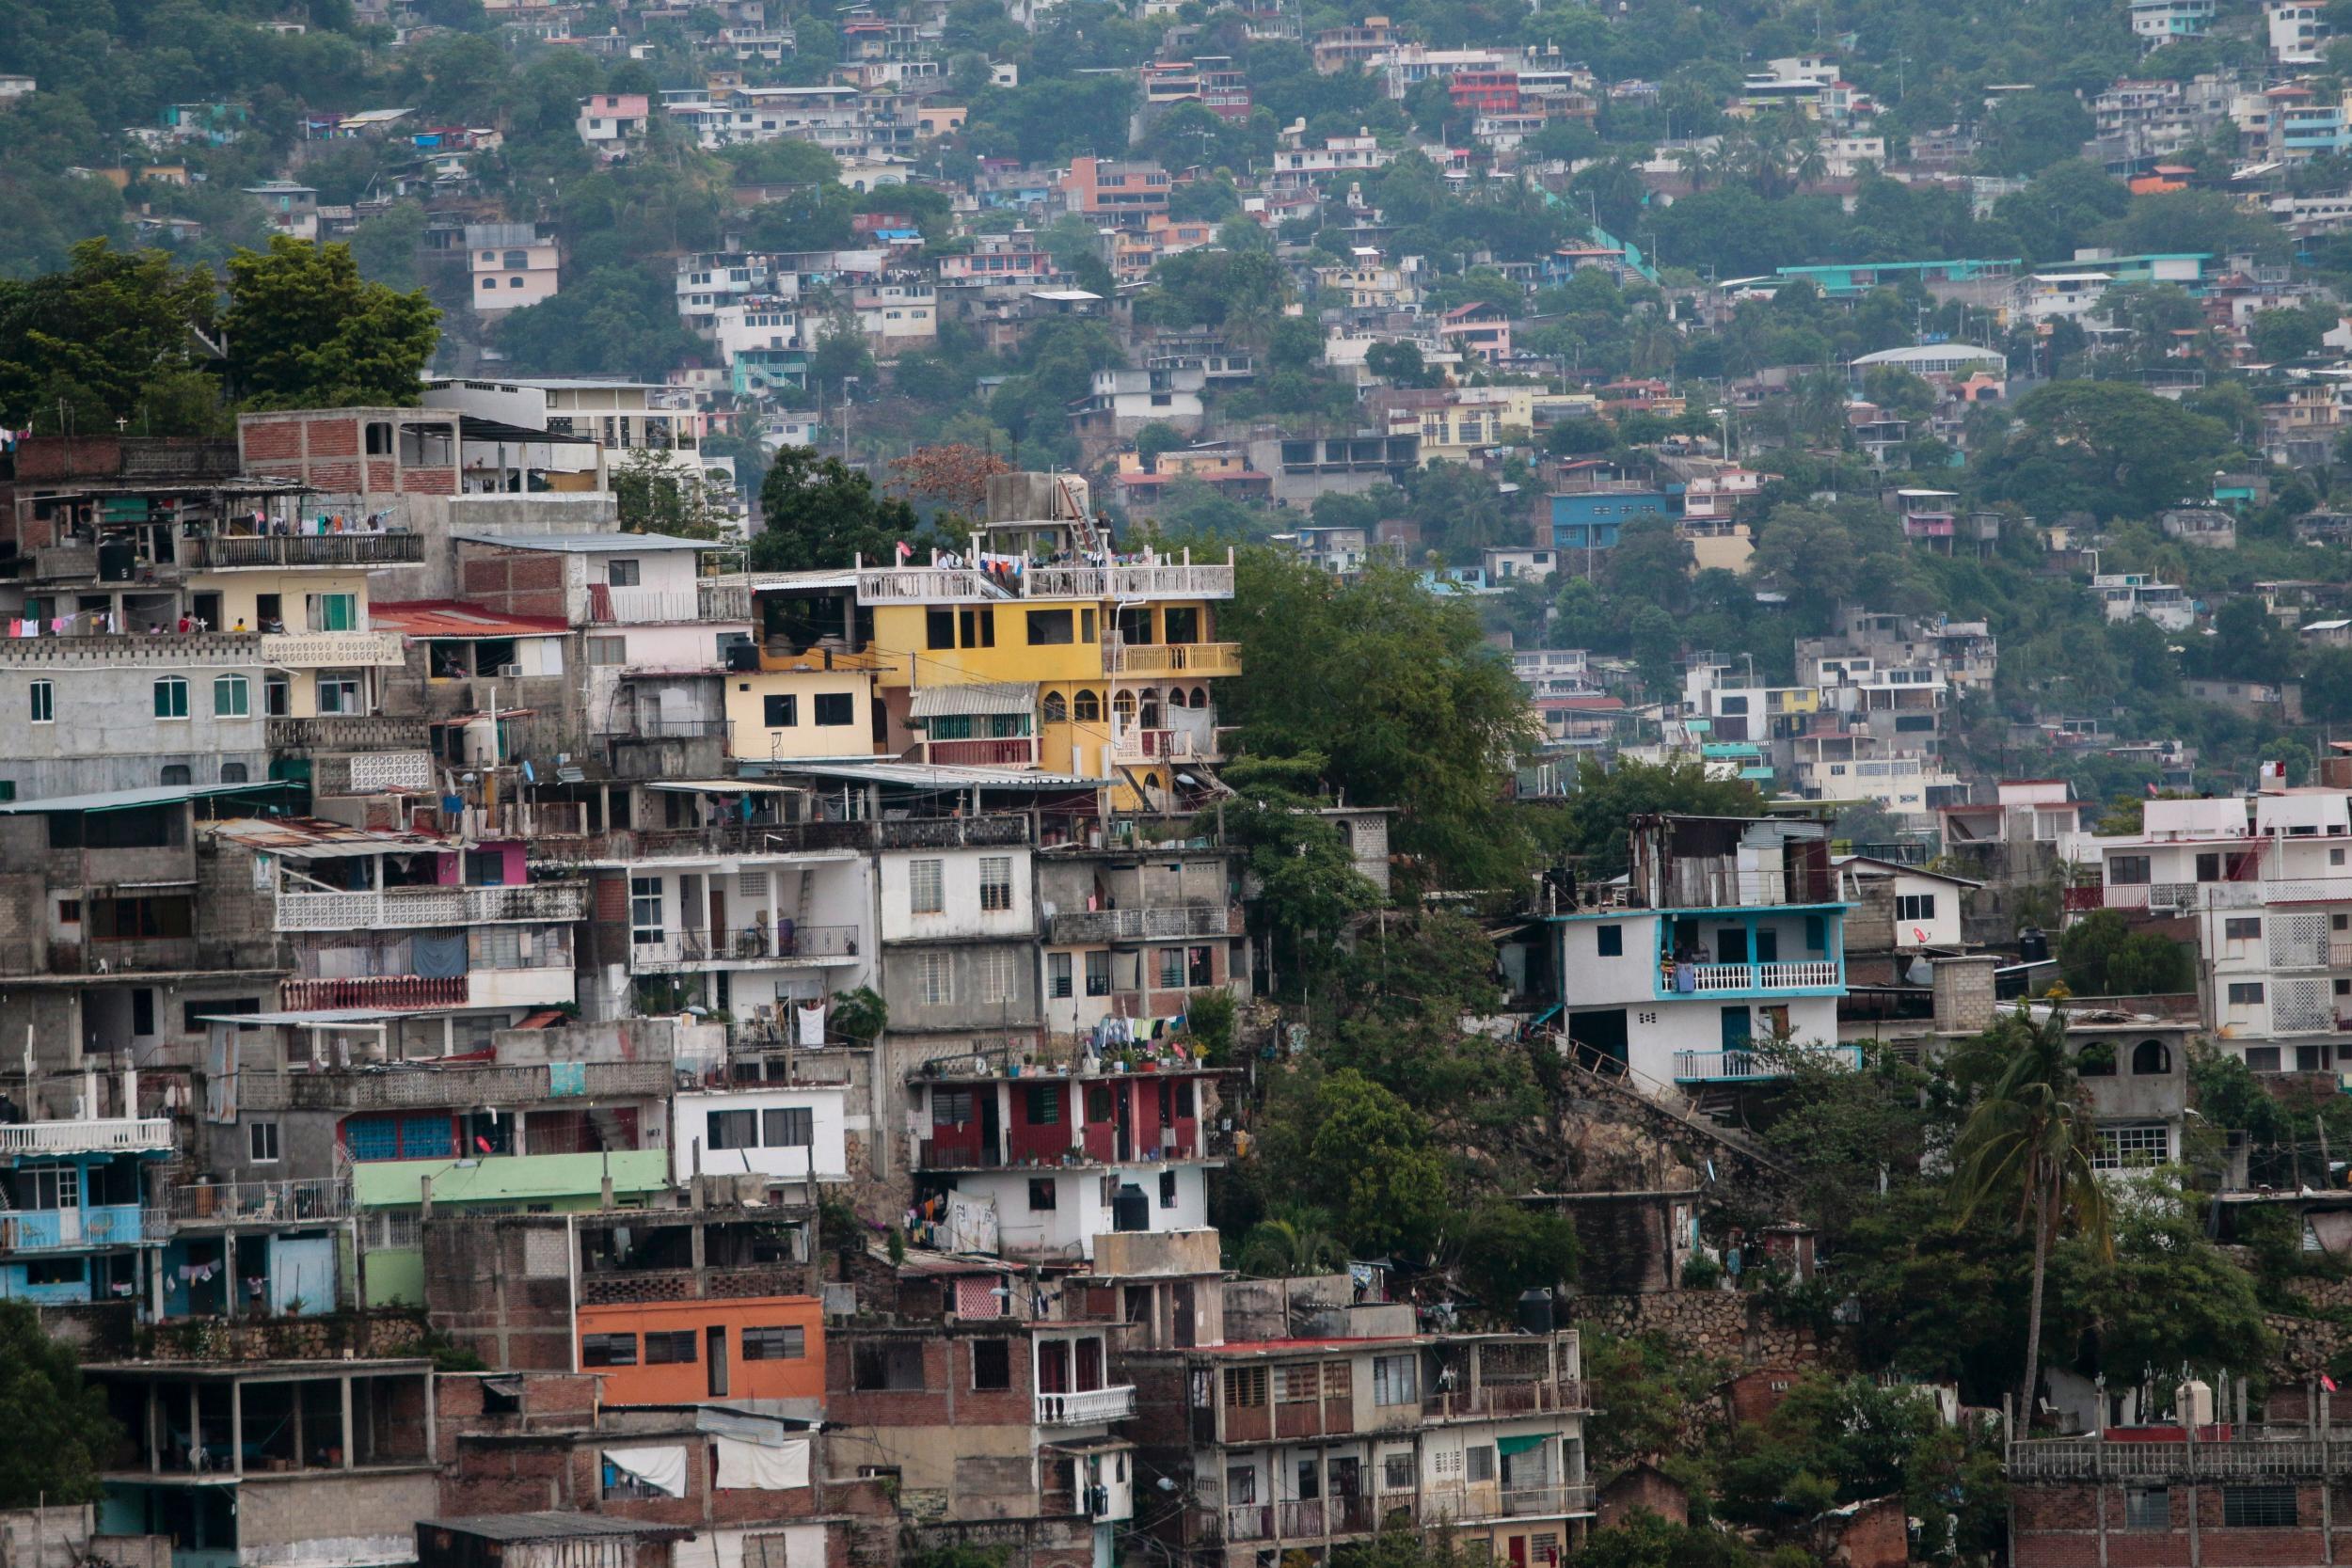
top-left (1709, 404), bottom-right (1733, 462)
top-left (841, 374), bottom-right (860, 465)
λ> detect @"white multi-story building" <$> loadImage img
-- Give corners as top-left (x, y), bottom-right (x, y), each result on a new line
top-left (2092, 572), bottom-right (2196, 631)
top-left (1548, 815), bottom-right (1850, 1088)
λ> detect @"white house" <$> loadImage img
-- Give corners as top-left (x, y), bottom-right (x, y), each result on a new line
top-left (674, 1085), bottom-right (850, 1187)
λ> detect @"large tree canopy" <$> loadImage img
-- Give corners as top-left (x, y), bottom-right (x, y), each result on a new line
top-left (223, 237), bottom-right (438, 409)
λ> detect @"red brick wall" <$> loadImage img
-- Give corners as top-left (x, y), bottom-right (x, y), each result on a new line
top-left (823, 1332), bottom-right (1038, 1430)
top-left (2011, 1481), bottom-right (2347, 1568)
top-left (461, 550), bottom-right (571, 621)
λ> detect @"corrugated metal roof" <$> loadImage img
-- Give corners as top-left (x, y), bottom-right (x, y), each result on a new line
top-left (908, 681), bottom-right (1037, 720)
top-left (209, 817), bottom-right (447, 859)
top-left (772, 761), bottom-right (1099, 789)
top-left (0, 782), bottom-right (292, 816)
top-left (420, 1514), bottom-right (694, 1544)
top-left (450, 532), bottom-right (708, 552)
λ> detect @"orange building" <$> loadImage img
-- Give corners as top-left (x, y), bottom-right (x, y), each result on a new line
top-left (576, 1295), bottom-right (826, 1405)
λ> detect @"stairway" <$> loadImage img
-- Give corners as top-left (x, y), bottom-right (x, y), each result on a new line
top-left (1551, 1033), bottom-right (1792, 1176)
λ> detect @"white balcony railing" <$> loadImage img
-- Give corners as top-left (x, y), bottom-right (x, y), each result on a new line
top-left (0, 1117), bottom-right (174, 1156)
top-left (1106, 640), bottom-right (1243, 675)
top-left (1664, 960), bottom-right (1839, 993)
top-left (1036, 1385), bottom-right (1136, 1425)
top-left (275, 881), bottom-right (591, 932)
top-left (1674, 1045), bottom-right (1864, 1082)
top-left (259, 630), bottom-right (405, 668)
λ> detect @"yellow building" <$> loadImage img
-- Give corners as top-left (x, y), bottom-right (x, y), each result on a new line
top-left (724, 648), bottom-right (886, 763)
top-left (186, 555), bottom-right (406, 721)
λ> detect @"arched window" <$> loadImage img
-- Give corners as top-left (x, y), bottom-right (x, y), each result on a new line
top-left (1190, 686), bottom-right (1208, 708)
top-left (2132, 1038), bottom-right (2172, 1076)
top-left (220, 762), bottom-right (249, 784)
top-left (1166, 688), bottom-right (1188, 709)
top-left (1042, 691), bottom-right (1068, 724)
top-left (160, 764), bottom-right (192, 785)
top-left (1073, 689), bottom-right (1101, 723)
top-left (1112, 690), bottom-right (1136, 719)
top-left (1139, 687), bottom-right (1161, 728)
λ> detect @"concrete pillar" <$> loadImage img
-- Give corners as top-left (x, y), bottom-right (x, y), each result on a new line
top-left (146, 1381), bottom-right (160, 1474)
top-left (340, 1374), bottom-right (354, 1470)
top-left (230, 1380), bottom-right (244, 1476)
top-left (188, 1384), bottom-right (200, 1472)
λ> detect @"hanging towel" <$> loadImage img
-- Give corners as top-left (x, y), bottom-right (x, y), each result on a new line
top-left (600, 1446), bottom-right (688, 1497)
top-left (548, 1061), bottom-right (587, 1096)
top-left (796, 1002), bottom-right (826, 1048)
top-left (411, 931), bottom-right (469, 978)
top-left (712, 1435), bottom-right (810, 1491)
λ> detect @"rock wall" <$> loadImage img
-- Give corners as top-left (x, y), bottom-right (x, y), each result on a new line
top-left (1575, 1288), bottom-right (1840, 1370)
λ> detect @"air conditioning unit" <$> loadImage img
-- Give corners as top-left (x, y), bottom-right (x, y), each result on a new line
top-left (497, 663), bottom-right (523, 678)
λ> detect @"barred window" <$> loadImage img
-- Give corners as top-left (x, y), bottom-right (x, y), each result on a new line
top-left (909, 859), bottom-right (944, 915)
top-left (2095, 1124), bottom-right (2170, 1170)
top-left (644, 1331), bottom-right (697, 1365)
top-left (2125, 1487), bottom-right (2169, 1529)
top-left (582, 1333), bottom-right (638, 1367)
top-left (2223, 1485), bottom-right (2297, 1528)
top-left (979, 856), bottom-right (1013, 911)
top-left (1224, 1366), bottom-right (1268, 1407)
top-left (743, 1325), bottom-right (806, 1360)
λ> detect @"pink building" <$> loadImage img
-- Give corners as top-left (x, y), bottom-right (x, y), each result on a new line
top-left (1438, 300), bottom-right (1513, 364)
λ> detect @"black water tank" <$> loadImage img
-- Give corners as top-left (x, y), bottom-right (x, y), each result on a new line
top-left (1518, 1288), bottom-right (1554, 1335)
top-left (724, 641), bottom-right (759, 673)
top-left (2018, 927), bottom-right (2049, 964)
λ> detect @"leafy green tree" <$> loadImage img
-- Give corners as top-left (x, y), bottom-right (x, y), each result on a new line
top-left (1224, 553), bottom-right (1541, 889)
top-left (1979, 382), bottom-right (2232, 521)
top-left (1254, 1065), bottom-right (1452, 1255)
top-left (2250, 301), bottom-right (2334, 362)
top-left (1210, 752), bottom-right (1384, 984)
top-left (2054, 910), bottom-right (2193, 996)
top-left (1953, 1007), bottom-right (2113, 1414)
top-left (1234, 1210), bottom-right (1351, 1277)
top-left (223, 238), bottom-right (437, 408)
top-left (0, 240), bottom-right (221, 434)
top-left (751, 447), bottom-right (918, 570)
top-left (1134, 421), bottom-right (1184, 470)
top-left (1364, 340), bottom-right (1437, 388)
top-left (347, 200), bottom-right (427, 291)
top-left (1538, 758), bottom-right (1764, 880)
top-left (0, 1300), bottom-right (117, 1506)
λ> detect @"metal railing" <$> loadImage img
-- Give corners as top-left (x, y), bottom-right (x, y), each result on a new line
top-left (167, 1177), bottom-right (354, 1223)
top-left (630, 923), bottom-right (861, 968)
top-left (1107, 641), bottom-right (1243, 675)
top-left (275, 880), bottom-right (590, 931)
top-left (531, 821), bottom-right (874, 863)
top-left (0, 1206), bottom-right (168, 1252)
top-left (590, 589), bottom-right (710, 624)
top-left (2007, 1437), bottom-right (2344, 1481)
top-left (1049, 904), bottom-right (1240, 943)
top-left (1674, 1046), bottom-right (1864, 1082)
top-left (855, 562), bottom-right (1234, 603)
top-left (77, 937), bottom-right (201, 974)
top-left (0, 1117), bottom-right (173, 1156)
top-left (239, 1059), bottom-right (674, 1112)
top-left (190, 534), bottom-right (424, 569)
top-left (1422, 1380), bottom-right (1588, 1419)
top-left (921, 736), bottom-right (1039, 767)
top-left (1036, 1385), bottom-right (1136, 1425)
top-left (281, 975), bottom-right (468, 1011)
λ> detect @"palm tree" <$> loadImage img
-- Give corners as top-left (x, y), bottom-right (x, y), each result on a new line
top-left (1235, 1212), bottom-right (1351, 1277)
top-left (1953, 1006), bottom-right (2114, 1421)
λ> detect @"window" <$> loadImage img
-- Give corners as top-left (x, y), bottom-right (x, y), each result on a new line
top-left (814, 693), bottom-right (854, 726)
top-left (764, 694), bottom-right (797, 727)
top-left (2124, 1487), bottom-right (2169, 1530)
top-left (1467, 1445), bottom-right (1496, 1482)
top-left (28, 681), bottom-right (53, 723)
top-left (927, 609), bottom-right (956, 650)
top-left (2109, 856), bottom-right (2152, 886)
top-left (315, 673), bottom-right (360, 714)
top-left (2223, 1486), bottom-right (2298, 1528)
top-left (920, 952), bottom-right (954, 1006)
top-left (1049, 952), bottom-right (1073, 999)
top-left (1043, 691), bottom-right (1068, 724)
top-left (1896, 894), bottom-right (1937, 923)
top-left (909, 859), bottom-right (944, 914)
top-left (979, 856), bottom-right (1013, 911)
top-left (2133, 1039), bottom-right (2172, 1075)
top-left (764, 1107), bottom-right (813, 1147)
top-left (644, 1331), bottom-right (698, 1365)
top-left (743, 1325), bottom-right (806, 1360)
top-left (608, 560), bottom-right (642, 588)
top-left (959, 608), bottom-right (994, 648)
top-left (220, 763), bottom-right (249, 784)
top-left (1230, 1465), bottom-right (1260, 1504)
top-left (1277, 1364), bottom-right (1320, 1403)
top-left (1025, 1084), bottom-right (1061, 1125)
top-left (2247, 1046), bottom-right (2282, 1072)
top-left (1085, 950), bottom-right (1110, 996)
top-left (1373, 1354), bottom-right (1418, 1406)
top-left (630, 878), bottom-right (664, 944)
top-left (1164, 607), bottom-right (1200, 643)
top-left (1160, 1168), bottom-right (1178, 1207)
top-left (152, 676), bottom-right (188, 719)
top-left (248, 1121), bottom-right (280, 1164)
top-left (1027, 609), bottom-right (1075, 644)
top-left (1385, 1453), bottom-right (1415, 1490)
top-left (160, 764), bottom-right (192, 786)
top-left (1028, 1178), bottom-right (1057, 1211)
top-left (1596, 925), bottom-right (1622, 957)
top-left (587, 636), bottom-right (628, 665)
top-left (1158, 947), bottom-right (1184, 990)
top-left (2094, 1124), bottom-right (2171, 1170)
top-left (1073, 689), bottom-right (1101, 722)
top-left (2225, 917), bottom-right (2263, 941)
top-left (972, 1338), bottom-right (1011, 1389)
top-left (307, 593), bottom-right (357, 632)
top-left (978, 948), bottom-right (1015, 1005)
top-left (2075, 1043), bottom-right (2116, 1077)
top-left (707, 1109), bottom-right (759, 1148)
top-left (2195, 852), bottom-right (2221, 882)
top-left (2229, 982), bottom-right (2266, 1006)
top-left (1224, 1366), bottom-right (1268, 1407)
top-left (931, 1087), bottom-right (975, 1126)
top-left (366, 421), bottom-right (393, 454)
top-left (582, 1334), bottom-right (639, 1367)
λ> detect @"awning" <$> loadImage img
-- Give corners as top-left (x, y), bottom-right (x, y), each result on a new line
top-left (1497, 1433), bottom-right (1550, 1457)
top-left (647, 780), bottom-right (800, 795)
top-left (0, 782), bottom-right (293, 815)
top-left (908, 682), bottom-right (1038, 721)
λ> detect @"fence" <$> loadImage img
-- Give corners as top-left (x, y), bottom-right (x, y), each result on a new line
top-left (168, 1177), bottom-right (354, 1223)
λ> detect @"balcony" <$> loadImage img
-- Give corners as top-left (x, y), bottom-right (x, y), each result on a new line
top-left (0, 1206), bottom-right (168, 1252)
top-left (1224, 1505), bottom-right (1274, 1543)
top-left (266, 714), bottom-right (431, 751)
top-left (1035, 1385), bottom-right (1136, 1425)
top-left (274, 879), bottom-right (590, 932)
top-left (1112, 727), bottom-right (1214, 762)
top-left (853, 561), bottom-right (1234, 604)
top-left (1422, 1483), bottom-right (1597, 1523)
top-left (67, 937), bottom-right (204, 974)
top-left (2007, 1436), bottom-right (2342, 1481)
top-left (588, 588), bottom-right (710, 625)
top-left (877, 816), bottom-right (1030, 849)
top-left (167, 1177), bottom-right (353, 1224)
top-left (1050, 904), bottom-right (1241, 943)
top-left (1107, 641), bottom-right (1242, 676)
top-left (278, 968), bottom-right (574, 1012)
top-left (1422, 1380), bottom-right (1588, 1419)
top-left (919, 736), bottom-right (1040, 768)
top-left (629, 923), bottom-right (861, 972)
top-left (0, 1117), bottom-right (173, 1157)
top-left (1674, 1045), bottom-right (1864, 1082)
top-left (1658, 960), bottom-right (1840, 997)
top-left (189, 534), bottom-right (424, 569)
top-left (260, 630), bottom-right (405, 669)
top-left (532, 821), bottom-right (875, 863)
top-left (238, 1058), bottom-right (675, 1113)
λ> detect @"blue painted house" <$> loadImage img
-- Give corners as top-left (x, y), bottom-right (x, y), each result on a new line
top-left (1549, 487), bottom-right (1668, 554)
top-left (1, 1099), bottom-right (174, 1307)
